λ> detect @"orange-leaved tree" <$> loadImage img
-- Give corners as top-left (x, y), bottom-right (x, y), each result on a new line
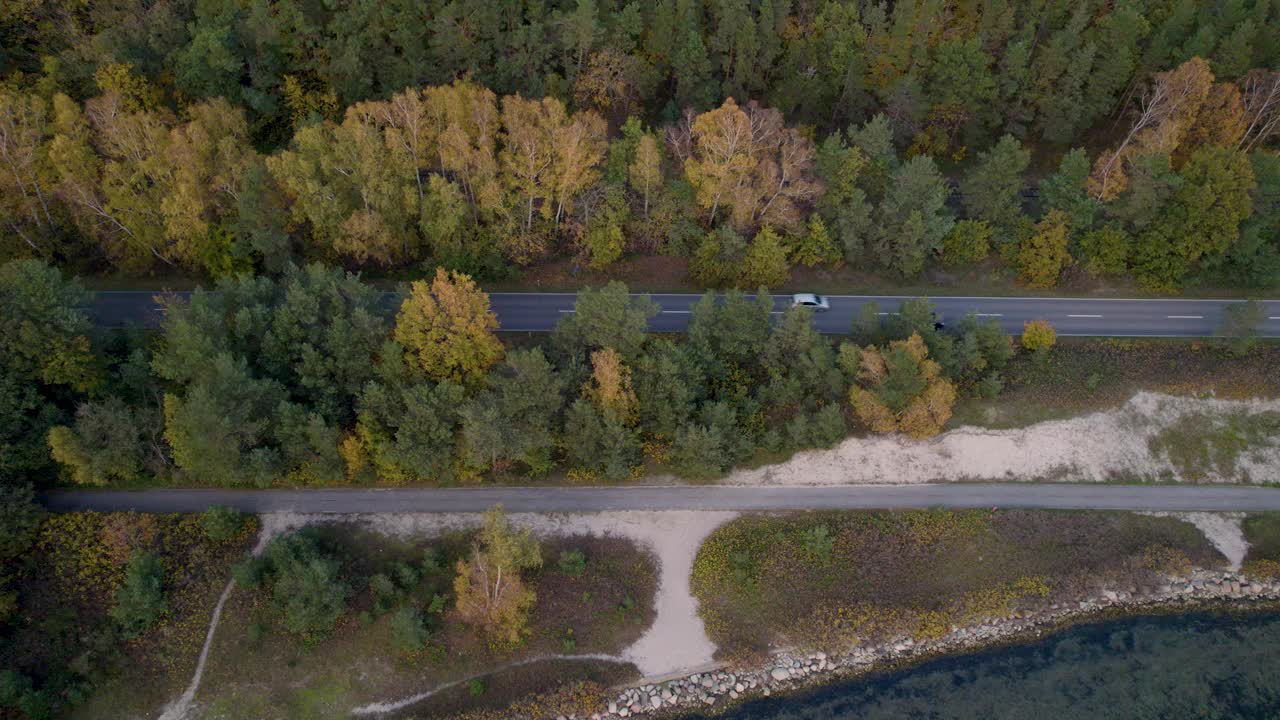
top-left (847, 333), bottom-right (956, 439)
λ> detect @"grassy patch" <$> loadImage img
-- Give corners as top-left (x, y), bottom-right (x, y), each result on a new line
top-left (197, 524), bottom-right (657, 719)
top-left (0, 512), bottom-right (258, 720)
top-left (690, 510), bottom-right (1221, 659)
top-left (951, 340), bottom-right (1280, 429)
top-left (1147, 411), bottom-right (1280, 481)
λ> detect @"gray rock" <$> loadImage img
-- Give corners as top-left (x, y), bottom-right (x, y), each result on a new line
top-left (771, 667), bottom-right (790, 681)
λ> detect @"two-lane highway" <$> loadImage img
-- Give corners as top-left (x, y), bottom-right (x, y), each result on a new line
top-left (87, 290), bottom-right (1280, 337)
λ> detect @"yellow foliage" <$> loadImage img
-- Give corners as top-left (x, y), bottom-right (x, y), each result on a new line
top-left (849, 333), bottom-right (957, 438)
top-left (584, 348), bottom-right (637, 422)
top-left (1021, 319), bottom-right (1057, 352)
top-left (394, 268), bottom-right (504, 384)
top-left (1243, 559), bottom-right (1280, 580)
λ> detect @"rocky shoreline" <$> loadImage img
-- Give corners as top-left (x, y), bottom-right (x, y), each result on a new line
top-left (577, 570), bottom-right (1280, 720)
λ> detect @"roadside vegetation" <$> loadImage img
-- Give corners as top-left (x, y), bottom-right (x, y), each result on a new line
top-left (690, 510), bottom-right (1221, 660)
top-left (7, 258), bottom-right (1027, 490)
top-left (951, 339), bottom-right (1280, 429)
top-left (7, 258), bottom-right (1277, 493)
top-left (196, 511), bottom-right (657, 719)
top-left (0, 505), bottom-right (258, 719)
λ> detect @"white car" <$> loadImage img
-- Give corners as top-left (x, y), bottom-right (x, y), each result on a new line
top-left (790, 293), bottom-right (830, 311)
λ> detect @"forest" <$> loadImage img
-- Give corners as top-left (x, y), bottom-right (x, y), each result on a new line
top-left (1, 0), bottom-right (1279, 289)
top-left (1, 258), bottom-right (1018, 493)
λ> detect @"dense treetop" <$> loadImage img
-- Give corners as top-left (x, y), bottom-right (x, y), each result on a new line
top-left (1, 1), bottom-right (1278, 289)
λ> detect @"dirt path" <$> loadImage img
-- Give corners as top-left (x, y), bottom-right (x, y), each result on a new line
top-left (155, 524), bottom-right (278, 720)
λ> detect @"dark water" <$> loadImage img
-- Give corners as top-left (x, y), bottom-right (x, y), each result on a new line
top-left (688, 612), bottom-right (1280, 720)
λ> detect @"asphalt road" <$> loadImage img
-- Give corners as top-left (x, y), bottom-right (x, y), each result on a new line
top-left (41, 483), bottom-right (1280, 514)
top-left (87, 290), bottom-right (1280, 337)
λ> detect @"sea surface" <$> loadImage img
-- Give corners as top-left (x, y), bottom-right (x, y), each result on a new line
top-left (685, 611), bottom-right (1280, 719)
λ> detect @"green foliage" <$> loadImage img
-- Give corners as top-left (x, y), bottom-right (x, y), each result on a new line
top-left (0, 260), bottom-right (99, 483)
top-left (389, 606), bottom-right (430, 653)
top-left (47, 397), bottom-right (145, 486)
top-left (252, 529), bottom-right (350, 638)
top-left (801, 524), bottom-right (834, 563)
top-left (689, 226), bottom-right (748, 287)
top-left (558, 549), bottom-right (587, 577)
top-left (153, 265), bottom-right (382, 485)
top-left (739, 226), bottom-right (791, 288)
top-left (1040, 148), bottom-right (1100, 234)
top-left (669, 423), bottom-right (732, 480)
top-left (1079, 225), bottom-right (1130, 276)
top-left (201, 506), bottom-right (250, 543)
top-left (942, 220), bottom-right (992, 267)
top-left (1218, 300), bottom-right (1266, 357)
top-left (0, 484), bottom-right (43, 563)
top-left (460, 349), bottom-right (565, 476)
top-left (563, 399), bottom-right (642, 482)
top-left (874, 155), bottom-right (954, 277)
top-left (790, 215), bottom-right (841, 267)
top-left (584, 221), bottom-right (625, 270)
top-left (961, 134), bottom-right (1031, 235)
top-left (554, 281), bottom-right (657, 361)
top-left (1129, 147), bottom-right (1255, 289)
top-left (110, 551), bottom-right (167, 638)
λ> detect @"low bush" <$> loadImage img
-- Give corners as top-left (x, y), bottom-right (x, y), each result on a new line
top-left (110, 551), bottom-right (167, 637)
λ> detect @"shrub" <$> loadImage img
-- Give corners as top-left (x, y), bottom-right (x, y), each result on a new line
top-left (369, 573), bottom-right (400, 615)
top-left (801, 525), bottom-right (834, 563)
top-left (232, 556), bottom-right (268, 589)
top-left (111, 551), bottom-right (167, 638)
top-left (390, 607), bottom-right (430, 653)
top-left (1021, 320), bottom-right (1057, 352)
top-left (942, 219), bottom-right (992, 267)
top-left (254, 530), bottom-right (350, 638)
top-left (558, 550), bottom-right (587, 577)
top-left (469, 679), bottom-right (485, 697)
top-left (201, 506), bottom-right (250, 543)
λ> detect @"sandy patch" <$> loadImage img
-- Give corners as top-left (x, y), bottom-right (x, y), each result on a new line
top-left (726, 392), bottom-right (1280, 486)
top-left (1144, 512), bottom-right (1249, 571)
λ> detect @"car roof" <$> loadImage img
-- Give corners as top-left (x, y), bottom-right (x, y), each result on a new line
top-left (792, 293), bottom-right (820, 301)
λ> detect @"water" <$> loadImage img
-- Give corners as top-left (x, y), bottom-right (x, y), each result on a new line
top-left (688, 612), bottom-right (1280, 719)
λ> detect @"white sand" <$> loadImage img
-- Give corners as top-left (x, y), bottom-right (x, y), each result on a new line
top-left (725, 392), bottom-right (1280, 486)
top-left (1176, 513), bottom-right (1249, 571)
